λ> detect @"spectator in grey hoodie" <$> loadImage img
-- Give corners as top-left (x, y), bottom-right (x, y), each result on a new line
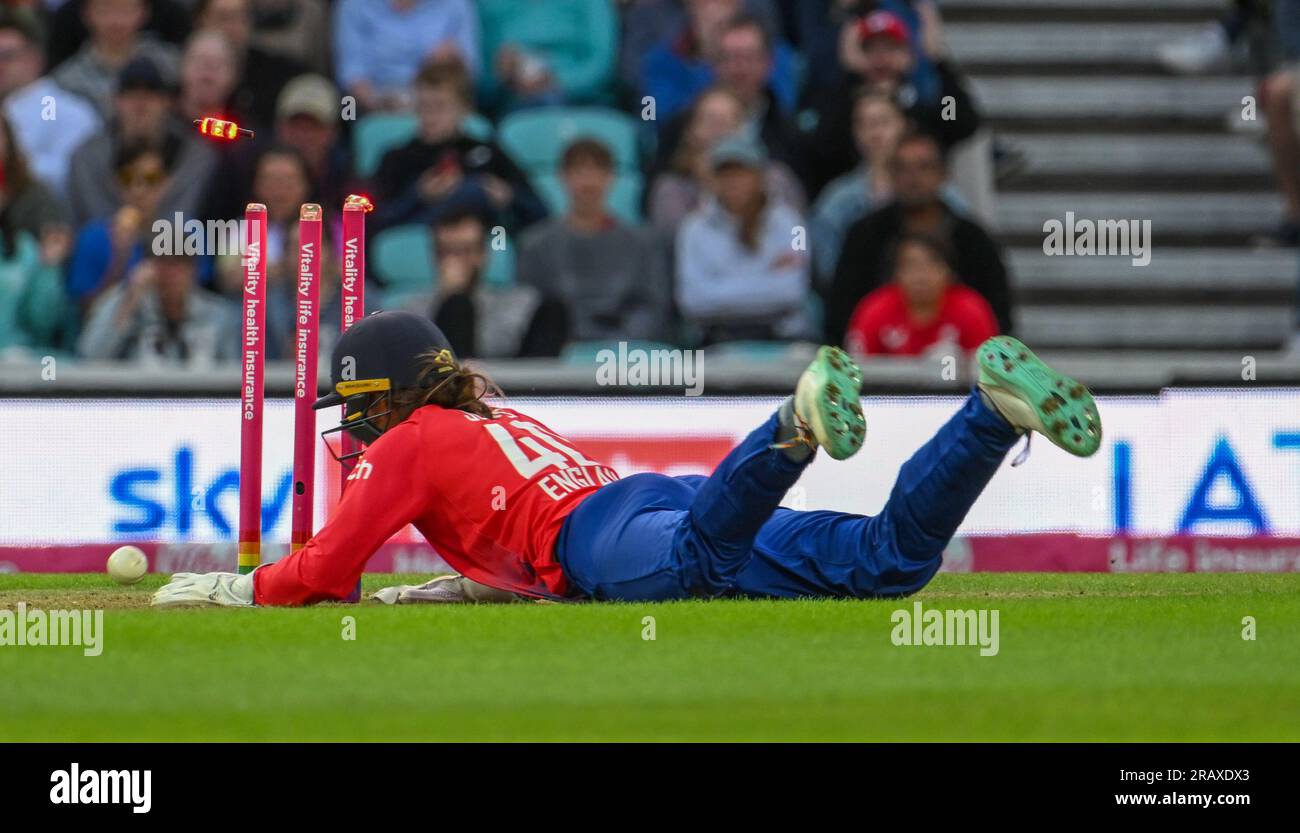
top-left (78, 251), bottom-right (240, 365)
top-left (518, 138), bottom-right (672, 343)
top-left (674, 132), bottom-right (811, 344)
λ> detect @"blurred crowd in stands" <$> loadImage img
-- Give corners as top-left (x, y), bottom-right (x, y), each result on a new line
top-left (0, 0), bottom-right (1292, 368)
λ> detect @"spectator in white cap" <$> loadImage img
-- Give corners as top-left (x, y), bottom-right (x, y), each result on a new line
top-left (273, 73), bottom-right (348, 209)
top-left (675, 131), bottom-right (812, 345)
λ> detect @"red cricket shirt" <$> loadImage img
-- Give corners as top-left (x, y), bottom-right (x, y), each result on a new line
top-left (254, 405), bottom-right (619, 605)
top-left (843, 283), bottom-right (999, 356)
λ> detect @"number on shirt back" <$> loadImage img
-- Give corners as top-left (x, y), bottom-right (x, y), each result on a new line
top-left (485, 420), bottom-right (599, 479)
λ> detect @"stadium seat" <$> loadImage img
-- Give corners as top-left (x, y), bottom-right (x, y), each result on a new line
top-left (370, 224), bottom-right (517, 308)
top-left (461, 113), bottom-right (494, 142)
top-left (370, 224), bottom-right (436, 305)
top-left (531, 171), bottom-right (643, 223)
top-left (353, 113), bottom-right (416, 178)
top-left (497, 107), bottom-right (642, 174)
top-left (353, 113), bottom-right (494, 178)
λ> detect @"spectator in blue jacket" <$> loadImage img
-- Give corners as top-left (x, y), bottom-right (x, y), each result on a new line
top-left (67, 141), bottom-right (211, 314)
top-left (333, 0), bottom-right (480, 112)
top-left (640, 0), bottom-right (798, 125)
top-left (648, 14), bottom-right (805, 188)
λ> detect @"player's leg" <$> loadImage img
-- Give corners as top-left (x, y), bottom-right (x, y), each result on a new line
top-left (735, 390), bottom-right (1019, 597)
top-left (669, 346), bottom-right (866, 595)
top-left (555, 347), bottom-right (866, 599)
top-left (734, 336), bottom-right (1102, 597)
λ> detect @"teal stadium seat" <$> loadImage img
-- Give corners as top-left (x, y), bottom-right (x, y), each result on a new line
top-left (370, 224), bottom-right (517, 309)
top-left (353, 113), bottom-right (494, 178)
top-left (370, 224), bottom-right (435, 307)
top-left (497, 107), bottom-right (641, 174)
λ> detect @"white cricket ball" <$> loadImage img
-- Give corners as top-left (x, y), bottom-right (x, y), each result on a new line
top-left (106, 545), bottom-right (148, 585)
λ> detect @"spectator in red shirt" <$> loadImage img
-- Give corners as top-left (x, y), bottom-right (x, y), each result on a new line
top-left (844, 230), bottom-right (998, 357)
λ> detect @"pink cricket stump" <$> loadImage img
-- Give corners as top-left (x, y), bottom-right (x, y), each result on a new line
top-left (340, 194), bottom-right (372, 600)
top-left (238, 204), bottom-right (268, 574)
top-left (339, 195), bottom-right (371, 480)
top-left (291, 203), bottom-right (323, 552)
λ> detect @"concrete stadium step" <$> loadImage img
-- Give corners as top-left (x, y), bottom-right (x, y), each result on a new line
top-left (944, 0), bottom-right (1222, 7)
top-left (935, 0), bottom-right (1294, 352)
top-left (997, 192), bottom-right (1282, 241)
top-left (1009, 247), bottom-right (1296, 292)
top-left (1004, 133), bottom-right (1270, 175)
top-left (971, 77), bottom-right (1253, 126)
top-left (948, 22), bottom-right (1207, 71)
top-left (1017, 304), bottom-right (1294, 349)
top-left (1026, 347), bottom-right (1300, 389)
top-left (943, 0), bottom-right (1223, 22)
top-left (997, 133), bottom-right (1272, 189)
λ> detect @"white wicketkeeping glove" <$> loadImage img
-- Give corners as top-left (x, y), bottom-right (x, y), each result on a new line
top-left (371, 574), bottom-right (518, 605)
top-left (152, 571), bottom-right (256, 607)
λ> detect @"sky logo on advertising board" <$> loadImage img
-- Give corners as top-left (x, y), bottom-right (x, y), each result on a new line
top-left (109, 446), bottom-right (292, 537)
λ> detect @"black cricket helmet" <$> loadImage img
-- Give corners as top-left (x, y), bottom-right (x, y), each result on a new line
top-left (313, 310), bottom-right (455, 456)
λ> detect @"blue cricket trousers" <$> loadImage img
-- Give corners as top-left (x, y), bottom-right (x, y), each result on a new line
top-left (554, 390), bottom-right (1021, 600)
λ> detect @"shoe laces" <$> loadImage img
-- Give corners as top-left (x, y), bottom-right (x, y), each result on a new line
top-left (769, 409), bottom-right (816, 453)
top-left (1010, 432), bottom-right (1032, 467)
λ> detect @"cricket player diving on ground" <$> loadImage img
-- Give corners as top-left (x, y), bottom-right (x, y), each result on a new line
top-left (153, 310), bottom-right (1101, 607)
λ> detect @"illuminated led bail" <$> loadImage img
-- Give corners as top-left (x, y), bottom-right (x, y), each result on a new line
top-left (343, 193), bottom-right (375, 213)
top-left (192, 117), bottom-right (255, 140)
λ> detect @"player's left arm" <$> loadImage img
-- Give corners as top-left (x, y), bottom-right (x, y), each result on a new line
top-left (153, 421), bottom-right (432, 607)
top-left (253, 421), bottom-right (434, 606)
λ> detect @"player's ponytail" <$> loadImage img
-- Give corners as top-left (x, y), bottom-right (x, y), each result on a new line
top-left (392, 348), bottom-right (501, 420)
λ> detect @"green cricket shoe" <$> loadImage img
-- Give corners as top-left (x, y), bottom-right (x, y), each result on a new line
top-left (790, 346), bottom-right (867, 461)
top-left (976, 335), bottom-right (1102, 458)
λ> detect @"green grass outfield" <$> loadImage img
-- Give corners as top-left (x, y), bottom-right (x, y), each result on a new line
top-left (1, 572), bottom-right (1297, 741)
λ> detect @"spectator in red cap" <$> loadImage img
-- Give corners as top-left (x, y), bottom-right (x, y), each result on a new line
top-left (844, 230), bottom-right (998, 357)
top-left (798, 3), bottom-right (980, 197)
